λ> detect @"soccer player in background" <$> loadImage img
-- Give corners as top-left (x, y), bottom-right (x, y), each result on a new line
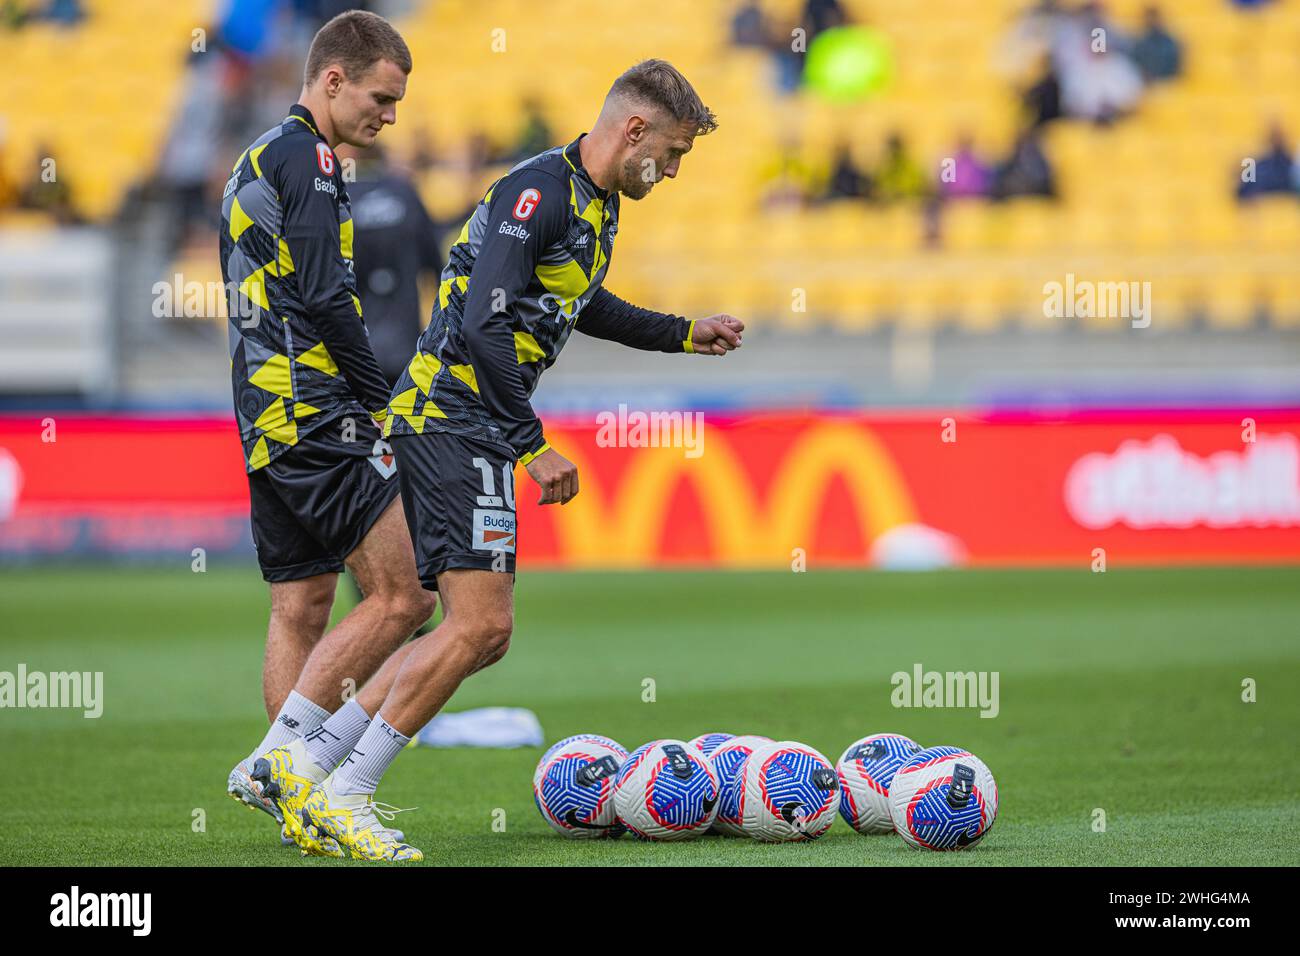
top-left (260, 59), bottom-right (744, 861)
top-left (219, 11), bottom-right (435, 846)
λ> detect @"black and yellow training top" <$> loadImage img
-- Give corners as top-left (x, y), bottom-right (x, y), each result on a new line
top-left (219, 104), bottom-right (391, 472)
top-left (383, 135), bottom-right (696, 464)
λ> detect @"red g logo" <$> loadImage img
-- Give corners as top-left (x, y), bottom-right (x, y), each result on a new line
top-left (316, 142), bottom-right (336, 176)
top-left (512, 188), bottom-right (540, 221)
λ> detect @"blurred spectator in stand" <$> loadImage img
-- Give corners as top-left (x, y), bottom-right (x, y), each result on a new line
top-left (1023, 55), bottom-right (1062, 127)
top-left (17, 143), bottom-right (83, 224)
top-left (154, 44), bottom-right (228, 248)
top-left (768, 19), bottom-right (807, 94)
top-left (1000, 0), bottom-right (1067, 77)
top-left (730, 0), bottom-right (767, 47)
top-left (873, 132), bottom-right (930, 202)
top-left (938, 134), bottom-right (993, 199)
top-left (821, 141), bottom-right (870, 201)
top-left (336, 143), bottom-right (444, 388)
top-left (993, 128), bottom-right (1057, 199)
top-left (463, 132), bottom-right (494, 180)
top-left (1057, 42), bottom-right (1143, 123)
top-left (767, 0), bottom-right (848, 94)
top-left (761, 139), bottom-right (816, 209)
top-left (1130, 5), bottom-right (1182, 83)
top-left (506, 98), bottom-right (553, 163)
top-left (41, 0), bottom-right (84, 26)
top-left (409, 127), bottom-right (437, 175)
top-left (1054, 1), bottom-right (1144, 123)
top-left (804, 0), bottom-right (847, 37)
top-left (1236, 125), bottom-right (1299, 201)
top-left (0, 0), bottom-right (30, 30)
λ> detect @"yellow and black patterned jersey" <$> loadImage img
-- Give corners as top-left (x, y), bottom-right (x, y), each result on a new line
top-left (220, 104), bottom-right (391, 473)
top-left (383, 135), bottom-right (695, 463)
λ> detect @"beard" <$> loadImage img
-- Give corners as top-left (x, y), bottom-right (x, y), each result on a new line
top-left (619, 150), bottom-right (657, 200)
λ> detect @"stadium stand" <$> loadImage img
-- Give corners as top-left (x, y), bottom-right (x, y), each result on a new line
top-left (0, 0), bottom-right (213, 222)
top-left (1, 0), bottom-right (1296, 345)
top-left (382, 0), bottom-right (1300, 332)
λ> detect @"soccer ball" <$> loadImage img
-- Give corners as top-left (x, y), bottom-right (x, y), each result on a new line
top-left (707, 734), bottom-right (773, 836)
top-left (888, 746), bottom-right (998, 850)
top-left (836, 732), bottom-right (924, 834)
top-left (613, 739), bottom-right (720, 841)
top-left (737, 740), bottom-right (839, 842)
top-left (688, 732), bottom-right (735, 758)
top-left (533, 738), bottom-right (628, 839)
top-left (534, 734), bottom-right (627, 787)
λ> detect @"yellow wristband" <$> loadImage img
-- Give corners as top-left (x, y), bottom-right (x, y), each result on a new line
top-left (683, 319), bottom-right (697, 354)
top-left (370, 408), bottom-right (389, 423)
top-left (518, 442), bottom-right (551, 467)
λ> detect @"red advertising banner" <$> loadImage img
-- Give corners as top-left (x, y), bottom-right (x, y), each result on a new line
top-left (1, 410), bottom-right (1297, 567)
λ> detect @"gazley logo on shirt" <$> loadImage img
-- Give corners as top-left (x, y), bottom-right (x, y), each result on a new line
top-left (512, 187), bottom-right (540, 221)
top-left (472, 508), bottom-right (516, 553)
top-left (316, 142), bottom-right (336, 176)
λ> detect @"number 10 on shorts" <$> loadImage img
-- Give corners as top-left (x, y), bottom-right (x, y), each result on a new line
top-left (472, 456), bottom-right (516, 553)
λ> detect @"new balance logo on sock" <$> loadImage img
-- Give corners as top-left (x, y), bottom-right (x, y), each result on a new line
top-left (278, 715), bottom-right (300, 730)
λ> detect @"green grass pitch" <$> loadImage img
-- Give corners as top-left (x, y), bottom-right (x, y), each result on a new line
top-left (1, 563), bottom-right (1297, 866)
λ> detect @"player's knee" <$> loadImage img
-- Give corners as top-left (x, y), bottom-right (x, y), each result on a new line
top-left (271, 581), bottom-right (334, 633)
top-left (389, 588), bottom-right (437, 633)
top-left (461, 613), bottom-right (513, 667)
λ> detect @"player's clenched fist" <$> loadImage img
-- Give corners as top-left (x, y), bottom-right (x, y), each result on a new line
top-left (525, 447), bottom-right (579, 505)
top-left (690, 314), bottom-right (745, 355)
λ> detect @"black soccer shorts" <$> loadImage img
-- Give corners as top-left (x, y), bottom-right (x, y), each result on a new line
top-left (246, 413), bottom-right (400, 582)
top-left (390, 428), bottom-right (518, 590)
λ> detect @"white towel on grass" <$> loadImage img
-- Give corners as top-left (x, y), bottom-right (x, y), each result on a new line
top-left (411, 707), bottom-right (544, 749)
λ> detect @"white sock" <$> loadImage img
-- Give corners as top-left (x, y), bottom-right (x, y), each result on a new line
top-left (332, 715), bottom-right (410, 796)
top-left (250, 690), bottom-right (331, 762)
top-left (303, 698), bottom-right (372, 771)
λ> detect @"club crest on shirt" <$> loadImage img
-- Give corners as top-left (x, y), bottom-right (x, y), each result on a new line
top-left (512, 187), bottom-right (540, 221)
top-left (316, 142), bottom-right (336, 176)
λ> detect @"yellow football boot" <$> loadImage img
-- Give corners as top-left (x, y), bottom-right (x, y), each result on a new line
top-left (251, 738), bottom-right (342, 858)
top-left (301, 775), bottom-right (423, 862)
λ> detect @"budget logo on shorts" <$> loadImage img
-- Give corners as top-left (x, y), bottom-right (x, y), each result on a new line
top-left (472, 508), bottom-right (516, 553)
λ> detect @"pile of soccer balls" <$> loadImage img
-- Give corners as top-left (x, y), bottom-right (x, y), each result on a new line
top-left (532, 731), bottom-right (998, 850)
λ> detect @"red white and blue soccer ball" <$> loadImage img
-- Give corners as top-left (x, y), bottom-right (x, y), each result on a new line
top-left (533, 735), bottom-right (629, 839)
top-left (707, 734), bottom-right (773, 836)
top-left (836, 732), bottom-right (924, 834)
top-left (736, 740), bottom-right (840, 842)
top-left (888, 746), bottom-right (998, 850)
top-left (535, 734), bottom-right (628, 780)
top-left (613, 739), bottom-right (720, 841)
top-left (688, 732), bottom-right (735, 758)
